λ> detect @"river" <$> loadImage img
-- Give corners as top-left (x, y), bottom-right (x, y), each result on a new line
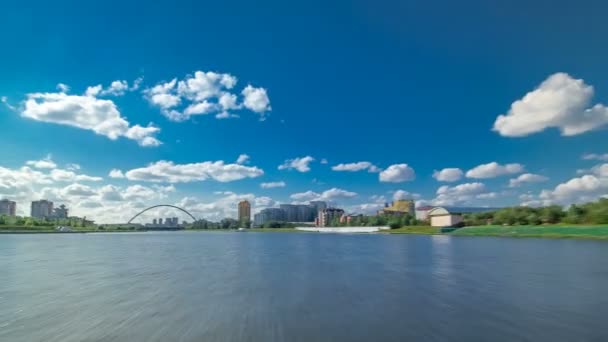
top-left (1, 232), bottom-right (607, 341)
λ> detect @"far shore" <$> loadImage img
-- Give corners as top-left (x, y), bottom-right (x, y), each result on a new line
top-left (2, 224), bottom-right (608, 240)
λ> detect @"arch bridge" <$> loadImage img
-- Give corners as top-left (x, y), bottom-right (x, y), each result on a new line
top-left (127, 204), bottom-right (198, 224)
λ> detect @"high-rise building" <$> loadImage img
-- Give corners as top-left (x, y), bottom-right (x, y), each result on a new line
top-left (52, 204), bottom-right (69, 219)
top-left (31, 200), bottom-right (53, 219)
top-left (254, 208), bottom-right (286, 226)
top-left (279, 204), bottom-right (298, 222)
top-left (317, 208), bottom-right (345, 227)
top-left (0, 199), bottom-right (16, 216)
top-left (238, 200), bottom-right (251, 223)
top-left (310, 201), bottom-right (327, 212)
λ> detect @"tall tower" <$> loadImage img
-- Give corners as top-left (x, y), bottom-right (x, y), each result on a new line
top-left (31, 200), bottom-right (53, 219)
top-left (238, 200), bottom-right (251, 226)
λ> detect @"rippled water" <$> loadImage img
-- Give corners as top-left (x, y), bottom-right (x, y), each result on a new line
top-left (1, 232), bottom-right (607, 341)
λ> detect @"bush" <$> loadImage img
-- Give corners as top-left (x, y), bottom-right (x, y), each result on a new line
top-left (388, 221), bottom-right (401, 229)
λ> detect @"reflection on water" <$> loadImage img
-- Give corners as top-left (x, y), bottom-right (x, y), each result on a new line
top-left (1, 232), bottom-right (607, 341)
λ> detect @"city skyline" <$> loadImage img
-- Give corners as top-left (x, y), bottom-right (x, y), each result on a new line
top-left (1, 0), bottom-right (608, 223)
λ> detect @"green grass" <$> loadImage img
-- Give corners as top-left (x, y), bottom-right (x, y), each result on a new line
top-left (379, 226), bottom-right (441, 234)
top-left (450, 225), bottom-right (608, 240)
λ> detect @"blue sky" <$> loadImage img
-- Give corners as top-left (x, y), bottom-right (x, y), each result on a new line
top-left (1, 0), bottom-right (607, 222)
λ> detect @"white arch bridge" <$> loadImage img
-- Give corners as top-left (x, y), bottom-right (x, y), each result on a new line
top-left (127, 204), bottom-right (198, 226)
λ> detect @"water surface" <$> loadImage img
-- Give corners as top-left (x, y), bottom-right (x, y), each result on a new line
top-left (1, 232), bottom-right (606, 341)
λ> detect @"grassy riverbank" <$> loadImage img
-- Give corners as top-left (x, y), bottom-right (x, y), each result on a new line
top-left (3, 224), bottom-right (608, 240)
top-left (449, 225), bottom-right (608, 240)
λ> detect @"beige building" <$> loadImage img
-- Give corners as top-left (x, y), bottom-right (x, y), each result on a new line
top-left (0, 199), bottom-right (16, 216)
top-left (31, 200), bottom-right (54, 219)
top-left (317, 208), bottom-right (345, 227)
top-left (378, 199), bottom-right (415, 216)
top-left (427, 207), bottom-right (463, 227)
top-left (238, 200), bottom-right (251, 223)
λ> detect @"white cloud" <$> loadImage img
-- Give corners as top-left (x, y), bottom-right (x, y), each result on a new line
top-left (63, 183), bottom-right (97, 197)
top-left (109, 169), bottom-right (125, 178)
top-left (99, 185), bottom-right (127, 202)
top-left (523, 164), bottom-right (608, 206)
top-left (432, 168), bottom-right (463, 182)
top-left (19, 89), bottom-right (161, 147)
top-left (144, 70), bottom-right (270, 121)
top-left (379, 164), bottom-right (415, 183)
top-left (219, 92), bottom-right (240, 111)
top-left (260, 181), bottom-right (286, 189)
top-left (26, 155), bottom-right (57, 169)
top-left (103, 80), bottom-right (129, 96)
top-left (540, 175), bottom-right (608, 205)
top-left (124, 125), bottom-right (162, 147)
top-left (215, 111), bottom-right (239, 119)
top-left (65, 163), bottom-right (80, 171)
top-left (278, 156), bottom-right (314, 172)
top-left (1, 96), bottom-right (17, 111)
top-left (236, 154), bottom-right (250, 164)
top-left (331, 161), bottom-right (380, 173)
top-left (320, 159), bottom-right (328, 164)
top-left (582, 153), bottom-right (608, 161)
top-left (57, 83), bottom-right (70, 92)
top-left (49, 169), bottom-right (103, 182)
top-left (290, 187), bottom-right (357, 202)
top-left (85, 80), bottom-right (136, 97)
top-left (493, 72), bottom-right (608, 137)
top-left (466, 162), bottom-right (524, 179)
top-left (508, 173), bottom-right (548, 187)
top-left (242, 85), bottom-right (271, 114)
top-left (183, 100), bottom-right (214, 116)
top-left (178, 71), bottom-right (237, 101)
top-left (123, 160), bottom-right (264, 183)
top-left (392, 190), bottom-right (420, 201)
top-left (432, 182), bottom-right (488, 206)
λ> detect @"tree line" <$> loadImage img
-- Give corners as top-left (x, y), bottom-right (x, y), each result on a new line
top-left (0, 215), bottom-right (93, 228)
top-left (463, 199), bottom-right (608, 226)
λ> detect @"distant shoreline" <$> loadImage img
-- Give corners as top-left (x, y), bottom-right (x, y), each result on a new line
top-left (2, 224), bottom-right (608, 240)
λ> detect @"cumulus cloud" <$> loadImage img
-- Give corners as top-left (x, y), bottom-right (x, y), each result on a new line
top-left (49, 169), bottom-right (103, 182)
top-left (242, 85), bottom-right (271, 115)
top-left (432, 168), bottom-right (463, 182)
top-left (18, 88), bottom-right (161, 147)
top-left (379, 164), bottom-right (415, 183)
top-left (122, 160), bottom-right (264, 183)
top-left (26, 155), bottom-right (57, 169)
top-left (144, 70), bottom-right (270, 121)
top-left (236, 154), bottom-right (250, 164)
top-left (466, 162), bottom-right (524, 179)
top-left (65, 163), bottom-right (81, 171)
top-left (331, 161), bottom-right (380, 173)
top-left (392, 190), bottom-right (420, 201)
top-left (493, 73), bottom-right (608, 137)
top-left (522, 164), bottom-right (608, 206)
top-left (508, 173), bottom-right (548, 187)
top-left (278, 156), bottom-right (314, 172)
top-left (0, 158), bottom-right (190, 222)
top-left (260, 181), bottom-right (286, 189)
top-left (85, 80), bottom-right (136, 97)
top-left (432, 182), bottom-right (489, 206)
top-left (582, 153), bottom-right (608, 161)
top-left (109, 169), bottom-right (125, 178)
top-left (63, 183), bottom-right (97, 197)
top-left (290, 188), bottom-right (357, 202)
